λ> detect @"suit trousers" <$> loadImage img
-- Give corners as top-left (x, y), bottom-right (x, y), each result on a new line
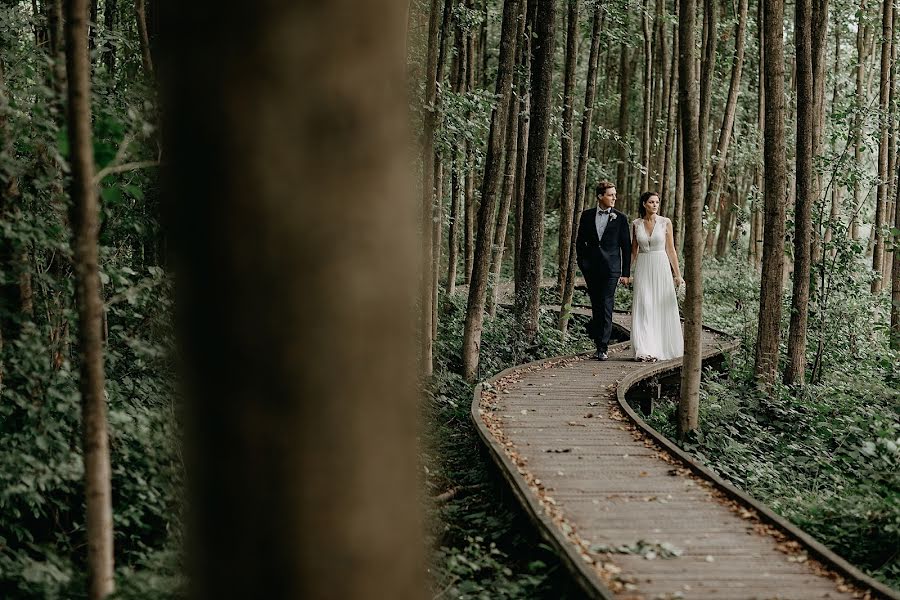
top-left (585, 273), bottom-right (618, 352)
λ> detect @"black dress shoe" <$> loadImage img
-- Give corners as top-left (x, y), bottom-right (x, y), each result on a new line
top-left (595, 350), bottom-right (609, 361)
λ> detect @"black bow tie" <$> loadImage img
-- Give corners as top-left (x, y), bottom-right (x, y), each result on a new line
top-left (599, 209), bottom-right (611, 215)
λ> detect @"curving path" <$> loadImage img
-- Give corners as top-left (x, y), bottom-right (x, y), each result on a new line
top-left (471, 311), bottom-right (898, 600)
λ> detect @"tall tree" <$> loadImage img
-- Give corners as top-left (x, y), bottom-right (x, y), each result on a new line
top-left (462, 0), bottom-right (521, 381)
top-left (164, 0), bottom-right (423, 597)
top-left (560, 3), bottom-right (603, 333)
top-left (65, 0), bottom-right (114, 597)
top-left (640, 0), bottom-right (653, 190)
top-left (749, 0), bottom-right (765, 268)
top-left (517, 0), bottom-right (557, 341)
top-left (785, 0), bottom-right (829, 384)
top-left (703, 0), bottom-right (748, 253)
top-left (557, 0), bottom-right (579, 293)
top-left (754, 0), bottom-right (789, 386)
top-left (463, 0), bottom-right (476, 285)
top-left (103, 0), bottom-right (116, 76)
top-left (853, 0), bottom-right (868, 242)
top-left (420, 0), bottom-right (443, 378)
top-left (660, 18), bottom-right (678, 207)
top-left (513, 0), bottom-right (533, 297)
top-left (488, 0), bottom-right (528, 317)
top-left (892, 166), bottom-right (900, 348)
top-left (446, 22), bottom-right (467, 297)
top-left (616, 40), bottom-right (632, 197)
top-left (678, 0), bottom-right (704, 436)
top-left (135, 0), bottom-right (154, 78)
top-left (873, 0), bottom-right (893, 292)
top-left (698, 0), bottom-right (718, 174)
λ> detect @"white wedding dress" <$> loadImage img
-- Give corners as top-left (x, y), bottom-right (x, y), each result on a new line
top-left (631, 216), bottom-right (684, 360)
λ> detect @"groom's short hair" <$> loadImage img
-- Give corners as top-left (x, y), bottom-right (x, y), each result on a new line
top-left (596, 180), bottom-right (615, 198)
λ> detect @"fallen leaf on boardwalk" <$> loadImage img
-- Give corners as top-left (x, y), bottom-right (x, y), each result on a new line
top-left (538, 392), bottom-right (545, 396)
top-left (639, 471), bottom-right (649, 477)
top-left (584, 413), bottom-right (594, 418)
top-left (546, 447), bottom-right (573, 453)
top-left (520, 409), bottom-right (528, 415)
top-left (705, 555), bottom-right (715, 562)
top-left (567, 421), bottom-right (587, 427)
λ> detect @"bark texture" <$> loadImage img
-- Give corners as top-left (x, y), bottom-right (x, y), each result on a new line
top-left (678, 0), bottom-right (703, 436)
top-left (462, 0), bottom-right (521, 381)
top-left (65, 0), bottom-right (115, 597)
top-left (163, 1), bottom-right (423, 598)
top-left (754, 0), bottom-right (789, 386)
top-left (517, 0), bottom-right (557, 341)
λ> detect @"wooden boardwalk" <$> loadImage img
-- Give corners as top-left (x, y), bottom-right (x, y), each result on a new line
top-left (472, 313), bottom-right (898, 600)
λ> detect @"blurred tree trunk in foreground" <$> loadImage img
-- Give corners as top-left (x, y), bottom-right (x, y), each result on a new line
top-left (163, 1), bottom-right (423, 598)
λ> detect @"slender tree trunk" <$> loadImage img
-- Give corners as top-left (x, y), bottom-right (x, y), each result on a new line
top-left (892, 161), bottom-right (900, 348)
top-left (790, 0), bottom-right (828, 383)
top-left (134, 0), bottom-right (153, 78)
top-left (785, 0), bottom-right (814, 385)
top-left (750, 0), bottom-right (765, 268)
top-left (651, 0), bottom-right (668, 189)
top-left (464, 6), bottom-right (476, 285)
top-left (678, 0), bottom-right (703, 437)
top-left (674, 124), bottom-right (684, 249)
top-left (514, 0), bottom-right (534, 297)
top-left (517, 0), bottom-right (557, 341)
top-left (489, 0), bottom-right (528, 317)
top-left (703, 0), bottom-right (748, 254)
top-left (447, 160), bottom-right (460, 295)
top-left (698, 0), bottom-right (718, 178)
top-left (446, 20), bottom-right (466, 297)
top-left (462, 0), bottom-right (521, 381)
top-left (65, 0), bottom-right (114, 597)
top-left (616, 40), bottom-right (632, 191)
top-left (420, 0), bottom-right (443, 377)
top-left (873, 0), bottom-right (893, 292)
top-left (557, 0), bottom-right (579, 294)
top-left (883, 6), bottom-right (897, 285)
top-left (431, 0), bottom-right (454, 337)
top-left (826, 25), bottom-right (841, 247)
top-left (89, 0), bottom-right (98, 61)
top-left (661, 18), bottom-right (678, 208)
top-left (165, 1), bottom-right (422, 597)
top-left (560, 5), bottom-right (602, 332)
top-left (102, 0), bottom-right (116, 76)
top-left (853, 0), bottom-right (868, 241)
top-left (640, 0), bottom-right (653, 190)
top-left (754, 0), bottom-right (789, 386)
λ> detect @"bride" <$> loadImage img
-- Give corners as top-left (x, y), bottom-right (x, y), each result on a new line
top-left (628, 191), bottom-right (684, 361)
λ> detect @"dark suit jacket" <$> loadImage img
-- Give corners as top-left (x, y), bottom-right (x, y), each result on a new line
top-left (575, 207), bottom-right (632, 279)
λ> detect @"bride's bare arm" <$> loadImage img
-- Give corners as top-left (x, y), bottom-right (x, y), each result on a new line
top-left (665, 220), bottom-right (682, 286)
top-left (630, 221), bottom-right (639, 282)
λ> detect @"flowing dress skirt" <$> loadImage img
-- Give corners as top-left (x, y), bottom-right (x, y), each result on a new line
top-left (631, 250), bottom-right (684, 360)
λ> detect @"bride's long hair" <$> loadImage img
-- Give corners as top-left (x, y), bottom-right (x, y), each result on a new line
top-left (637, 191), bottom-right (660, 218)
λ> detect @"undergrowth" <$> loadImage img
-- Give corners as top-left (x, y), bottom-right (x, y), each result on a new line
top-left (423, 290), bottom-right (596, 599)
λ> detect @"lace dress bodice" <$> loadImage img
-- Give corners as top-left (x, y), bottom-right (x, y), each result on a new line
top-left (633, 217), bottom-right (667, 253)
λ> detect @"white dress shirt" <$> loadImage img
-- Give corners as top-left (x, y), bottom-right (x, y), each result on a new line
top-left (595, 208), bottom-right (612, 243)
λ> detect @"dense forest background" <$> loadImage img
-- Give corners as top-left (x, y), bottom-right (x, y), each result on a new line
top-left (408, 0), bottom-right (900, 595)
top-left (0, 0), bottom-right (897, 597)
top-left (0, 0), bottom-right (178, 597)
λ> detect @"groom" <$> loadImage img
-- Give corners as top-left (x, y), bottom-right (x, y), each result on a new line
top-left (575, 180), bottom-right (631, 360)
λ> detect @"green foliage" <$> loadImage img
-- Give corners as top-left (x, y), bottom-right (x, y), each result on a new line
top-left (641, 258), bottom-right (900, 590)
top-left (425, 291), bottom-right (593, 599)
top-left (0, 4), bottom-right (181, 598)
